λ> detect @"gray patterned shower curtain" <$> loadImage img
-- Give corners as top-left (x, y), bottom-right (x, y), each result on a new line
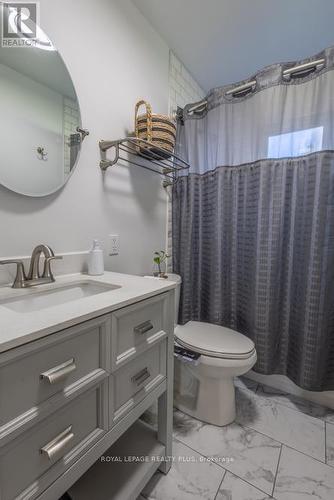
top-left (172, 48), bottom-right (334, 391)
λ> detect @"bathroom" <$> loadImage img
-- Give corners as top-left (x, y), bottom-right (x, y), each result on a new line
top-left (0, 0), bottom-right (333, 498)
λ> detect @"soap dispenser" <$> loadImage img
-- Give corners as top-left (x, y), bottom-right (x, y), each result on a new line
top-left (88, 239), bottom-right (104, 276)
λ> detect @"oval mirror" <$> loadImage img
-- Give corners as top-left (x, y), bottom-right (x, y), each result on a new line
top-left (0, 5), bottom-right (82, 197)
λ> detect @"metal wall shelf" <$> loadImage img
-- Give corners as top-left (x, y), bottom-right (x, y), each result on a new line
top-left (99, 137), bottom-right (190, 186)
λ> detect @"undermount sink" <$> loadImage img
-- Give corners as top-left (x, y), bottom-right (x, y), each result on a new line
top-left (0, 281), bottom-right (121, 313)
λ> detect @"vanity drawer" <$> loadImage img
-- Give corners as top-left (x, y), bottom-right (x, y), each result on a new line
top-left (111, 341), bottom-right (166, 423)
top-left (0, 315), bottom-right (110, 430)
top-left (111, 293), bottom-right (169, 368)
top-left (0, 382), bottom-right (107, 500)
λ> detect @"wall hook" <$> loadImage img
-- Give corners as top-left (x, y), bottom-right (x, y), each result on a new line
top-left (37, 146), bottom-right (48, 161)
top-left (76, 127), bottom-right (90, 142)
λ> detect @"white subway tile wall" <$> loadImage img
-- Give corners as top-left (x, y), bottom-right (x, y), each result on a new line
top-left (63, 97), bottom-right (80, 175)
top-left (168, 51), bottom-right (205, 118)
top-left (167, 51), bottom-right (205, 270)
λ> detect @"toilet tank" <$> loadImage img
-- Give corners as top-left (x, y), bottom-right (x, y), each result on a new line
top-left (166, 273), bottom-right (182, 325)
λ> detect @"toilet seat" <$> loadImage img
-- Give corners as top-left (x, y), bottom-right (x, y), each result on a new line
top-left (174, 321), bottom-right (255, 360)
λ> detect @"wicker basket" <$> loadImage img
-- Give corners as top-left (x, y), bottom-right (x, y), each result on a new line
top-left (135, 100), bottom-right (176, 159)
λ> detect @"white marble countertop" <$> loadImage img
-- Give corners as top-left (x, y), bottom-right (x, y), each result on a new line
top-left (0, 272), bottom-right (176, 354)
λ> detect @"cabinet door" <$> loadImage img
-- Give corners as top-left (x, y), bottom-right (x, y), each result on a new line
top-left (0, 381), bottom-right (108, 500)
top-left (111, 293), bottom-right (169, 369)
top-left (110, 341), bottom-right (167, 424)
top-left (0, 314), bottom-right (110, 442)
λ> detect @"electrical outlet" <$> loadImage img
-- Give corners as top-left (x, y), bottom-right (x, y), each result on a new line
top-left (109, 234), bottom-right (120, 256)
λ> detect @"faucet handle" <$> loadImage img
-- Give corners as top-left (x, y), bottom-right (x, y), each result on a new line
top-left (42, 255), bottom-right (63, 281)
top-left (0, 260), bottom-right (27, 288)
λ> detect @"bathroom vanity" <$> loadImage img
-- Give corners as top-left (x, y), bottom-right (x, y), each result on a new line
top-left (0, 272), bottom-right (175, 500)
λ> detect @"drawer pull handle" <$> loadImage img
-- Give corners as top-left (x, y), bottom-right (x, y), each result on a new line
top-left (131, 367), bottom-right (151, 386)
top-left (40, 358), bottom-right (76, 384)
top-left (40, 426), bottom-right (74, 461)
top-left (134, 320), bottom-right (154, 335)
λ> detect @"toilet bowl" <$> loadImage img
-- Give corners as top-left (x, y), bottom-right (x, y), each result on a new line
top-left (168, 274), bottom-right (257, 426)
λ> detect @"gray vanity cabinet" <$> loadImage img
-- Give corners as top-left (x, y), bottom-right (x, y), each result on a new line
top-left (0, 290), bottom-right (174, 500)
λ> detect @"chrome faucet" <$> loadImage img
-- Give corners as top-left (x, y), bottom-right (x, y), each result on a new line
top-left (0, 245), bottom-right (63, 288)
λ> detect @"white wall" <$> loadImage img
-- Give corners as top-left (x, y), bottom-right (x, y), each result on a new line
top-left (0, 0), bottom-right (170, 278)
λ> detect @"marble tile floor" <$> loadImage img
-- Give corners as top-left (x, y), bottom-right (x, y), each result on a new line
top-left (140, 376), bottom-right (334, 500)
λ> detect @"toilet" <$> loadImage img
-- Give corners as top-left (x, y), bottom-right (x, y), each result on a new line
top-left (168, 274), bottom-right (257, 426)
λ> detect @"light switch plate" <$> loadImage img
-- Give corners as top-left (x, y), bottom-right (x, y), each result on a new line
top-left (109, 234), bottom-right (120, 256)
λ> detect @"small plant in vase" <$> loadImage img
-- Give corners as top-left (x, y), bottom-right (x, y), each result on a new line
top-left (153, 250), bottom-right (170, 278)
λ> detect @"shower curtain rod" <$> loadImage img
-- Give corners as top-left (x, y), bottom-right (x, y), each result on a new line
top-left (186, 58), bottom-right (325, 115)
